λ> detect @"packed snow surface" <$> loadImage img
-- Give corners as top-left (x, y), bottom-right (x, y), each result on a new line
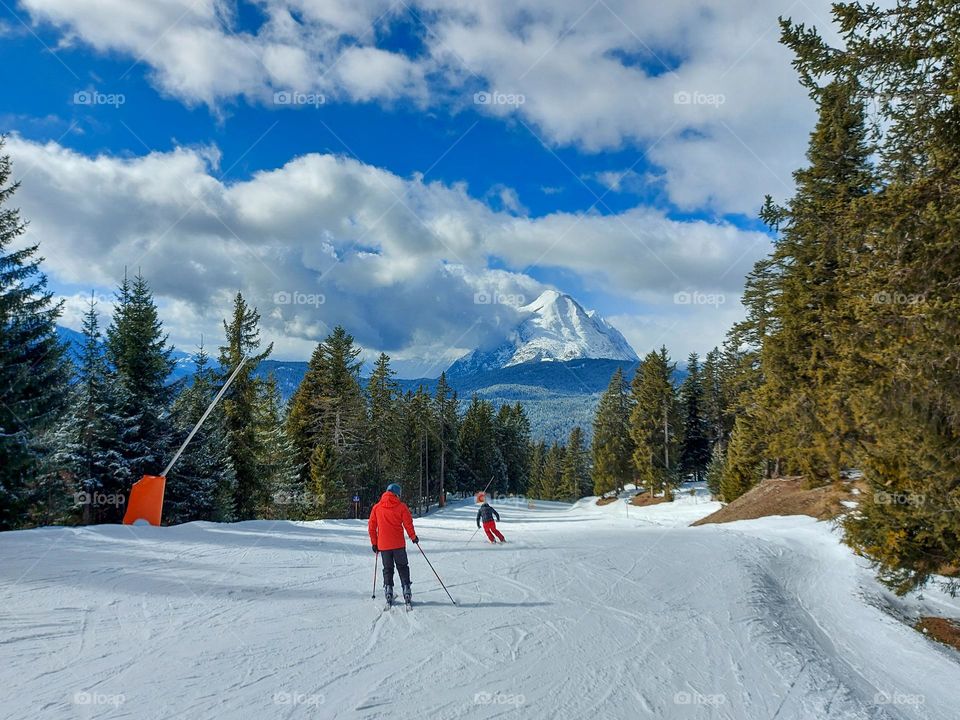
top-left (2, 488), bottom-right (959, 719)
top-left (448, 290), bottom-right (638, 375)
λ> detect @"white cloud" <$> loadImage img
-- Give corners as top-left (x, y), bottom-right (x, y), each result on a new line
top-left (18, 0), bottom-right (850, 213)
top-left (8, 137), bottom-right (768, 373)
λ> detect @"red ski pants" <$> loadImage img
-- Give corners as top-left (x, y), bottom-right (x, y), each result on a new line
top-left (483, 520), bottom-right (505, 542)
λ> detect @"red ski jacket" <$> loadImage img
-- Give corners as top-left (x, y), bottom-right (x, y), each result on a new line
top-left (368, 491), bottom-right (417, 551)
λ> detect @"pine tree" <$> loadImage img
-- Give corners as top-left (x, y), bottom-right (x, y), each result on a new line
top-left (720, 416), bottom-right (762, 503)
top-left (559, 426), bottom-right (589, 501)
top-left (678, 352), bottom-right (710, 482)
top-left (308, 442), bottom-right (350, 518)
top-left (496, 403), bottom-right (532, 495)
top-left (402, 385), bottom-right (438, 515)
top-left (367, 353), bottom-right (402, 495)
top-left (527, 440), bottom-right (546, 498)
top-left (218, 292), bottom-right (273, 519)
top-left (457, 395), bottom-right (498, 494)
top-left (0, 142), bottom-right (69, 528)
top-left (254, 373), bottom-right (299, 518)
top-left (591, 368), bottom-right (634, 497)
top-left (756, 78), bottom-right (875, 486)
top-left (776, 2), bottom-right (960, 592)
top-left (540, 442), bottom-right (566, 501)
top-left (105, 271), bottom-right (175, 521)
top-left (286, 326), bottom-right (367, 518)
top-left (51, 295), bottom-right (130, 525)
top-left (434, 372), bottom-right (459, 506)
top-left (629, 347), bottom-right (679, 498)
top-left (701, 347), bottom-right (727, 450)
top-left (286, 341), bottom-right (325, 483)
top-left (705, 442), bottom-right (725, 500)
top-left (165, 344), bottom-right (237, 524)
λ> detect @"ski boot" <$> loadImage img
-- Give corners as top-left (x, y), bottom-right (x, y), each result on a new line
top-left (402, 583), bottom-right (413, 611)
top-left (383, 584), bottom-right (394, 608)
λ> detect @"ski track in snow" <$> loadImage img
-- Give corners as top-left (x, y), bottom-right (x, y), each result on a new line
top-left (1, 492), bottom-right (959, 719)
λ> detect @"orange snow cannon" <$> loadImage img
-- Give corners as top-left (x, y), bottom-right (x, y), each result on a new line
top-left (122, 357), bottom-right (246, 527)
top-left (123, 475), bottom-right (166, 526)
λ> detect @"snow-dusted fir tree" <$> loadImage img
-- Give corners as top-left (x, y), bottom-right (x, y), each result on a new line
top-left (367, 352), bottom-right (402, 494)
top-left (679, 352), bottom-right (710, 482)
top-left (559, 426), bottom-right (589, 501)
top-left (218, 292), bottom-right (272, 519)
top-left (255, 373), bottom-right (299, 518)
top-left (105, 272), bottom-right (176, 521)
top-left (591, 368), bottom-right (633, 497)
top-left (433, 371), bottom-right (459, 505)
top-left (50, 295), bottom-right (130, 524)
top-left (0, 140), bottom-right (68, 529)
top-left (165, 344), bottom-right (237, 524)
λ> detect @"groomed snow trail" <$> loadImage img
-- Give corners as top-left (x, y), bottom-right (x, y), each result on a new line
top-left (2, 492), bottom-right (958, 719)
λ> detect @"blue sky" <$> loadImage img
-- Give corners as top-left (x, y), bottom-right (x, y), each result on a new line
top-left (0, 0), bottom-right (829, 375)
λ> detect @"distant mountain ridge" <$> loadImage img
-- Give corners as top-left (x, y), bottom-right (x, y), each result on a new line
top-left (447, 290), bottom-right (638, 377)
top-left (55, 291), bottom-right (646, 440)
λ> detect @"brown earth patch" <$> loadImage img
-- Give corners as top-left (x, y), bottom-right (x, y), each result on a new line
top-left (692, 476), bottom-right (862, 526)
top-left (915, 616), bottom-right (960, 652)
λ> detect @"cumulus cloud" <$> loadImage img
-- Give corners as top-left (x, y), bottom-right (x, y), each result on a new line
top-left (17, 0), bottom-right (848, 213)
top-left (8, 137), bottom-right (769, 373)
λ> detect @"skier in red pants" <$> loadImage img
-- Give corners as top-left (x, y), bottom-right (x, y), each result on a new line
top-left (476, 501), bottom-right (505, 543)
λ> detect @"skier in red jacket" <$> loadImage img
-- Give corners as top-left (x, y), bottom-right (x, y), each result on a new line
top-left (368, 483), bottom-right (418, 606)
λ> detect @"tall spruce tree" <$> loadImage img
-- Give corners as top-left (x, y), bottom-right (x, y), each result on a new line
top-left (527, 440), bottom-right (547, 498)
top-left (756, 78), bottom-right (875, 485)
top-left (105, 271), bottom-right (175, 521)
top-left (218, 292), bottom-right (272, 519)
top-left (367, 353), bottom-right (402, 496)
top-left (629, 347), bottom-right (679, 498)
top-left (678, 352), bottom-right (710, 482)
top-left (496, 403), bottom-right (532, 495)
top-left (434, 372), bottom-right (459, 506)
top-left (559, 426), bottom-right (589, 501)
top-left (0, 142), bottom-right (68, 528)
top-left (701, 347), bottom-right (727, 450)
top-left (254, 373), bottom-right (299, 518)
top-left (591, 367), bottom-right (634, 497)
top-left (51, 296), bottom-right (129, 525)
top-left (540, 442), bottom-right (565, 501)
top-left (457, 395), bottom-right (498, 494)
top-left (286, 326), bottom-right (366, 519)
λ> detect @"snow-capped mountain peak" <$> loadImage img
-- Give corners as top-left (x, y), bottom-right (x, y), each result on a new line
top-left (448, 290), bottom-right (638, 376)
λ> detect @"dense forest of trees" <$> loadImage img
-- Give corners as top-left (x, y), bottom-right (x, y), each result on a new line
top-left (583, 3), bottom-right (960, 595)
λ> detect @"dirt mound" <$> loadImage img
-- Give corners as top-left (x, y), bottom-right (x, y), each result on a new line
top-left (692, 476), bottom-right (857, 526)
top-left (916, 617), bottom-right (960, 653)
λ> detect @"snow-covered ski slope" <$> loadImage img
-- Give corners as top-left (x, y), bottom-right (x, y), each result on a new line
top-left (2, 492), bottom-right (959, 719)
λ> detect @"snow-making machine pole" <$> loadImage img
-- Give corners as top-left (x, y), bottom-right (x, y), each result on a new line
top-left (122, 357), bottom-right (247, 526)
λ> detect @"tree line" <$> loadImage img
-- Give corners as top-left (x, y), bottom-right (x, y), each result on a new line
top-left (729, 1), bottom-right (960, 595)
top-left (587, 3), bottom-right (960, 595)
top-left (588, 347), bottom-right (737, 500)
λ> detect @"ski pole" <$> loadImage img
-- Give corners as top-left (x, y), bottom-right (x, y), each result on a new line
top-left (416, 544), bottom-right (457, 606)
top-left (371, 552), bottom-right (379, 599)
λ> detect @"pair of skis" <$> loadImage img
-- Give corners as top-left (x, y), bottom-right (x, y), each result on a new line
top-left (384, 597), bottom-right (413, 612)
top-left (372, 554), bottom-right (413, 611)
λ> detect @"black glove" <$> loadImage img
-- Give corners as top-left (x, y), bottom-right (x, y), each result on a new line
top-left (411, 535), bottom-right (419, 544)
top-left (372, 544), bottom-right (378, 553)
